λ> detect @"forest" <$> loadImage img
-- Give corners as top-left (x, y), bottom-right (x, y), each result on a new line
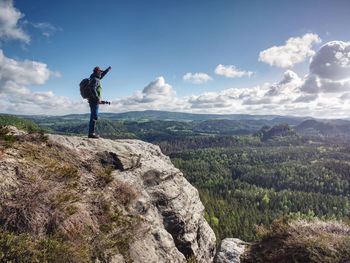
top-left (1, 113), bottom-right (350, 244)
top-left (169, 137), bottom-right (350, 242)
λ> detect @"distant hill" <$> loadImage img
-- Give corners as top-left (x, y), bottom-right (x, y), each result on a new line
top-left (8, 110), bottom-right (350, 142)
top-left (19, 110), bottom-right (310, 123)
top-left (98, 110), bottom-right (281, 121)
top-left (295, 119), bottom-right (350, 139)
top-left (255, 123), bottom-right (298, 141)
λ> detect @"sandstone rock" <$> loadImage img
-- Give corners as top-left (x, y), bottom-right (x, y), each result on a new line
top-left (45, 134), bottom-right (217, 262)
top-left (3, 125), bottom-right (27, 136)
top-left (0, 127), bottom-right (216, 262)
top-left (214, 238), bottom-right (246, 263)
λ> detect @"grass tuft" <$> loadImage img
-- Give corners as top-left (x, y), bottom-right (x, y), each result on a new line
top-left (0, 230), bottom-right (92, 263)
top-left (98, 167), bottom-right (115, 184)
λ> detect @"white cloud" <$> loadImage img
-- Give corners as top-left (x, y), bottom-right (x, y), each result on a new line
top-left (32, 22), bottom-right (59, 38)
top-left (340, 93), bottom-right (350, 101)
top-left (140, 76), bottom-right (176, 102)
top-left (183, 72), bottom-right (212, 84)
top-left (103, 40), bottom-right (350, 117)
top-left (265, 70), bottom-right (302, 97)
top-left (0, 0), bottom-right (30, 43)
top-left (1, 23), bottom-right (350, 119)
top-left (113, 77), bottom-right (187, 112)
top-left (294, 94), bottom-right (318, 103)
top-left (301, 41), bottom-right (350, 94)
top-left (259, 33), bottom-right (321, 68)
top-left (0, 48), bottom-right (83, 115)
top-left (215, 64), bottom-right (253, 78)
top-left (0, 49), bottom-right (51, 92)
top-left (309, 41), bottom-right (350, 80)
top-left (102, 60), bottom-right (350, 118)
top-left (188, 92), bottom-right (232, 109)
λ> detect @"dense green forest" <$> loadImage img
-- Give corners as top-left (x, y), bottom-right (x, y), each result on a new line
top-left (169, 137), bottom-right (350, 242)
top-left (2, 113), bottom-right (350, 245)
top-left (159, 125), bottom-right (350, 243)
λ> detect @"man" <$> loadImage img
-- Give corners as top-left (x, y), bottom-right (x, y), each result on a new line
top-left (88, 66), bottom-right (111, 138)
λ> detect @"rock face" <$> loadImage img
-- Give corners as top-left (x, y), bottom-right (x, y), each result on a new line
top-left (0, 127), bottom-right (216, 263)
top-left (214, 238), bottom-right (246, 263)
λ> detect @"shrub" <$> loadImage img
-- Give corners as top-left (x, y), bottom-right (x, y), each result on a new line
top-left (98, 167), bottom-right (115, 184)
top-left (0, 126), bottom-right (17, 148)
top-left (243, 216), bottom-right (350, 263)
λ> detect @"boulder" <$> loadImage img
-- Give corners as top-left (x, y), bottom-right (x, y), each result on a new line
top-left (214, 238), bottom-right (246, 263)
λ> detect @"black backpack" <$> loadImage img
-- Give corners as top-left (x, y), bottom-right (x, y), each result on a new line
top-left (79, 78), bottom-right (91, 99)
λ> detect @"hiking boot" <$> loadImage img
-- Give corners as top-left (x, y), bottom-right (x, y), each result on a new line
top-left (88, 133), bottom-right (100, 139)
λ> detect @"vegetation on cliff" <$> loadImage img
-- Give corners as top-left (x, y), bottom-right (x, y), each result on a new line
top-left (0, 126), bottom-right (141, 262)
top-left (242, 216), bottom-right (350, 263)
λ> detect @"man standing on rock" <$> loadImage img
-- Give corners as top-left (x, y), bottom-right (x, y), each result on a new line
top-left (88, 66), bottom-right (111, 138)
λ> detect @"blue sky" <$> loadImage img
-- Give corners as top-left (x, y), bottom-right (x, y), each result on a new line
top-left (2, 0), bottom-right (350, 117)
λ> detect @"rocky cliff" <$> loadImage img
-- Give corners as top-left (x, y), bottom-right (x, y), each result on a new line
top-left (0, 127), bottom-right (216, 262)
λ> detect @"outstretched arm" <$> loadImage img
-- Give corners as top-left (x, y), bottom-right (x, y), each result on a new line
top-left (100, 66), bottom-right (112, 80)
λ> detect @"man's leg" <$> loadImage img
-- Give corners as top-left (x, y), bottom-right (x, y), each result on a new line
top-left (88, 103), bottom-right (99, 137)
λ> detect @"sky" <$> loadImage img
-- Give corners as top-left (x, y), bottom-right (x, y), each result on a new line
top-left (2, 0), bottom-right (350, 118)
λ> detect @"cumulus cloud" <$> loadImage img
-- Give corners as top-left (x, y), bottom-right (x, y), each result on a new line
top-left (139, 76), bottom-right (175, 102)
top-left (106, 69), bottom-right (328, 117)
top-left (294, 94), bottom-right (318, 103)
top-left (188, 92), bottom-right (232, 109)
top-left (0, 48), bottom-right (83, 115)
top-left (301, 41), bottom-right (350, 94)
top-left (0, 50), bottom-right (51, 95)
top-left (265, 70), bottom-right (302, 97)
top-left (215, 64), bottom-right (253, 78)
top-left (259, 33), bottom-right (321, 68)
top-left (0, 1), bottom-right (82, 115)
top-left (105, 39), bottom-right (350, 118)
top-left (309, 41), bottom-right (350, 80)
top-left (183, 72), bottom-right (212, 84)
top-left (0, 0), bottom-right (30, 43)
top-left (114, 77), bottom-right (187, 112)
top-left (340, 93), bottom-right (350, 101)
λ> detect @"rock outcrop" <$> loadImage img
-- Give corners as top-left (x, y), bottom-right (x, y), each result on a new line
top-left (214, 238), bottom-right (246, 263)
top-left (0, 127), bottom-right (216, 262)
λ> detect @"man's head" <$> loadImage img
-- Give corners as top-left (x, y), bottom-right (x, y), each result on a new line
top-left (93, 66), bottom-right (102, 77)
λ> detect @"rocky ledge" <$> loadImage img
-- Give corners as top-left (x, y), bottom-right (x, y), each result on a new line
top-left (0, 127), bottom-right (216, 262)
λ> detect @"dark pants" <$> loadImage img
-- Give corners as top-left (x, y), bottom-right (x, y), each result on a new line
top-left (88, 102), bottom-right (99, 135)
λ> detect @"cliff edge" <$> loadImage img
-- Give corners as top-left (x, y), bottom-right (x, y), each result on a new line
top-left (0, 126), bottom-right (216, 262)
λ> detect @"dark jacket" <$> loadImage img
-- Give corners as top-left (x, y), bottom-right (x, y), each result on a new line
top-left (88, 69), bottom-right (109, 104)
